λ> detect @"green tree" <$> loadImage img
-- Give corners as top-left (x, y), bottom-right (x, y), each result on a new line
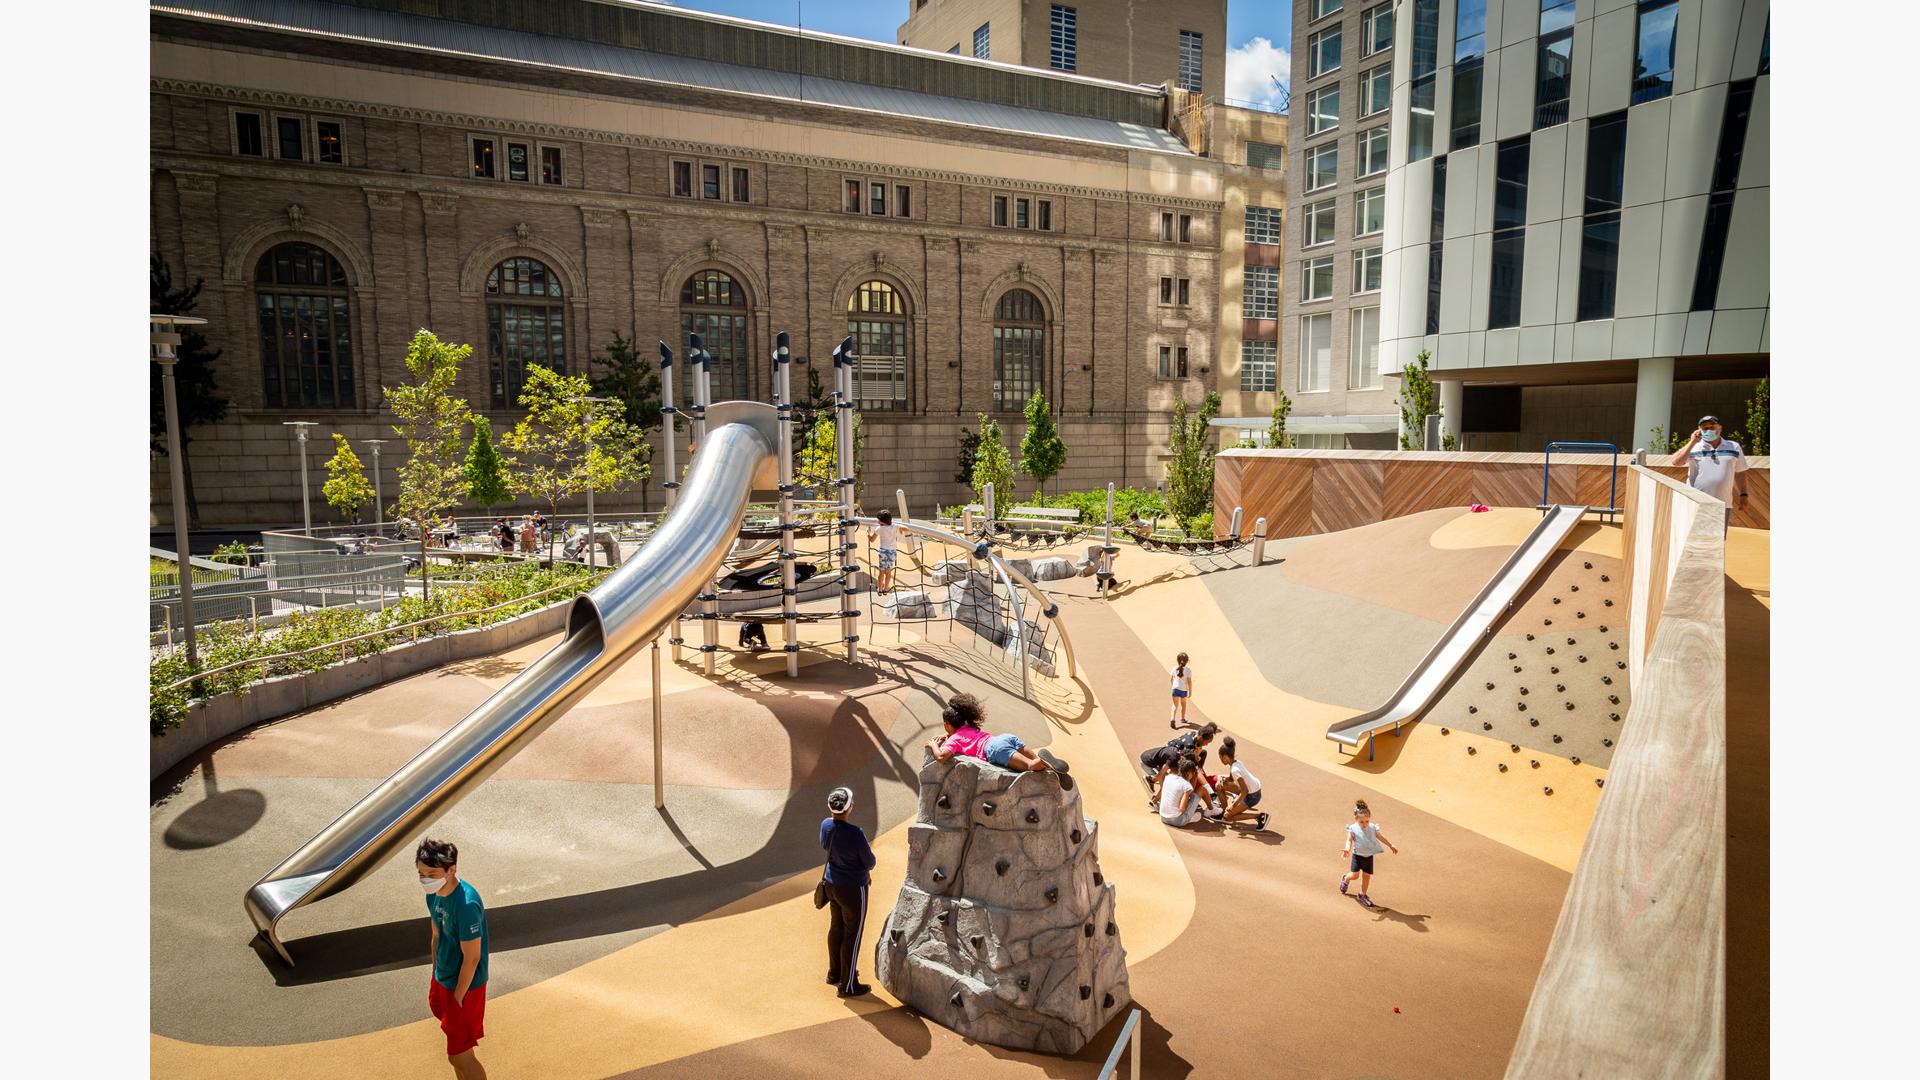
top-left (1741, 377), bottom-right (1769, 455)
top-left (1164, 392), bottom-right (1222, 524)
top-left (384, 331), bottom-right (475, 597)
top-left (1017, 389), bottom-right (1068, 497)
top-left (589, 332), bottom-right (664, 508)
top-left (954, 425), bottom-right (983, 486)
top-left (1399, 349), bottom-right (1439, 450)
top-left (150, 253), bottom-right (230, 526)
top-left (321, 433), bottom-right (375, 522)
top-left (463, 416), bottom-right (512, 508)
top-left (502, 365), bottom-right (650, 563)
top-left (791, 363), bottom-right (834, 473)
top-left (1266, 391), bottom-right (1293, 449)
top-left (970, 413), bottom-right (1015, 510)
top-left (795, 412), bottom-right (865, 497)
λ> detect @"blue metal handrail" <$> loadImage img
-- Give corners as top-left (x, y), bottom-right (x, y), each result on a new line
top-left (1540, 442), bottom-right (1622, 520)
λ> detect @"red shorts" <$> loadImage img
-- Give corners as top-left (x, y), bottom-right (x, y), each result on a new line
top-left (427, 979), bottom-right (487, 1056)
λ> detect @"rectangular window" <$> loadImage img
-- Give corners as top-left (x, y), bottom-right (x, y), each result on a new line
top-left (1160, 277), bottom-right (1174, 304)
top-left (1633, 0), bottom-right (1680, 104)
top-left (1177, 347), bottom-right (1190, 378)
top-left (1361, 64), bottom-right (1391, 117)
top-left (1038, 199), bottom-right (1052, 231)
top-left (1411, 0), bottom-right (1440, 79)
top-left (995, 195), bottom-right (1010, 227)
top-left (1301, 256), bottom-right (1334, 302)
top-left (1409, 0), bottom-right (1440, 160)
top-left (1306, 143), bottom-right (1339, 191)
top-left (472, 137), bottom-right (496, 179)
top-left (1452, 0), bottom-right (1488, 149)
top-left (1179, 214), bottom-right (1193, 243)
top-left (1359, 126), bottom-right (1390, 177)
top-left (235, 111), bottom-right (263, 156)
top-left (1350, 307), bottom-right (1382, 389)
top-left (316, 121), bottom-right (343, 164)
top-left (1488, 137), bottom-right (1531, 329)
top-left (1178, 30), bottom-right (1205, 92)
top-left (1536, 0), bottom-right (1577, 128)
top-left (1409, 75), bottom-right (1437, 161)
top-left (1355, 187), bottom-right (1386, 236)
top-left (1247, 140), bottom-right (1287, 170)
top-left (1015, 197), bottom-right (1030, 229)
top-left (1160, 212), bottom-right (1174, 241)
top-left (1159, 346), bottom-right (1173, 378)
top-left (1353, 247), bottom-right (1383, 294)
top-left (1301, 313), bottom-right (1332, 392)
top-left (1577, 216), bottom-right (1623, 322)
top-left (871, 181), bottom-right (887, 216)
top-left (542, 146), bottom-right (563, 185)
top-left (507, 142), bottom-right (530, 182)
top-left (1307, 86), bottom-right (1341, 135)
top-left (1246, 206), bottom-right (1282, 245)
top-left (973, 22), bottom-right (990, 59)
top-left (1240, 340), bottom-right (1277, 392)
top-left (897, 184), bottom-right (912, 217)
top-left (1050, 5), bottom-right (1077, 71)
top-left (702, 164), bottom-right (721, 199)
top-left (674, 161), bottom-right (693, 197)
top-left (846, 178), bottom-right (863, 212)
top-left (1362, 3), bottom-right (1394, 57)
top-left (1246, 266), bottom-right (1279, 318)
top-left (1579, 113), bottom-right (1629, 323)
top-left (1692, 80), bottom-right (1758, 311)
top-left (1178, 278), bottom-right (1190, 305)
top-left (1312, 0), bottom-right (1344, 19)
top-left (1303, 199), bottom-right (1337, 247)
top-left (277, 116), bottom-right (305, 161)
top-left (730, 166), bottom-right (750, 203)
top-left (1309, 26), bottom-right (1343, 79)
top-left (1427, 156), bottom-right (1447, 334)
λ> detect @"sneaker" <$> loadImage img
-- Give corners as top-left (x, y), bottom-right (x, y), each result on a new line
top-left (1357, 894), bottom-right (1375, 909)
top-left (826, 974), bottom-right (841, 986)
top-left (1256, 812), bottom-right (1270, 831)
top-left (1036, 748), bottom-right (1070, 773)
top-left (1338, 877), bottom-right (1349, 895)
top-left (1140, 771), bottom-right (1157, 794)
top-left (838, 982), bottom-right (873, 998)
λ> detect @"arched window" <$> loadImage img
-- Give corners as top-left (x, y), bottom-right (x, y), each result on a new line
top-left (679, 270), bottom-right (749, 404)
top-left (255, 242), bottom-right (354, 408)
top-left (847, 280), bottom-right (908, 411)
top-left (486, 257), bottom-right (565, 408)
top-left (992, 288), bottom-right (1046, 412)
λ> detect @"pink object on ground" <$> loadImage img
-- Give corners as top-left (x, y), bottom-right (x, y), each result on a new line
top-left (1469, 503), bottom-right (1491, 513)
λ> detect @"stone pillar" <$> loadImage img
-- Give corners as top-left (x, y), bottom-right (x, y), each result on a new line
top-left (1438, 378), bottom-right (1465, 448)
top-left (363, 187), bottom-right (414, 387)
top-left (1630, 356), bottom-right (1676, 453)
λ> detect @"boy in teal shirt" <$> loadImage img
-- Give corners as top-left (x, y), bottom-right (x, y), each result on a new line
top-left (417, 838), bottom-right (490, 1079)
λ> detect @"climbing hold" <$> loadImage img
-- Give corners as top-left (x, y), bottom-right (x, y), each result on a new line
top-left (1513, 665), bottom-right (1523, 673)
top-left (972, 934), bottom-right (984, 951)
top-left (1610, 713), bottom-right (1620, 721)
top-left (1468, 705), bottom-right (1478, 714)
top-left (1617, 660), bottom-right (1627, 669)
top-left (995, 858), bottom-right (1010, 876)
top-left (936, 794), bottom-right (951, 809)
top-left (1084, 923), bottom-right (1095, 938)
top-left (1520, 687), bottom-right (1530, 696)
top-left (1486, 681), bottom-right (1495, 690)
top-left (1104, 992), bottom-right (1116, 1009)
top-left (1610, 642), bottom-right (1621, 651)
top-left (1045, 886), bottom-right (1060, 904)
top-left (1601, 574), bottom-right (1610, 582)
top-left (1567, 637), bottom-right (1577, 645)
top-left (1546, 647), bottom-right (1556, 655)
top-left (1526, 633), bottom-right (1536, 641)
top-left (1106, 921), bottom-right (1117, 936)
top-left (1499, 763), bottom-right (1509, 772)
top-left (1018, 974), bottom-right (1031, 990)
top-left (1577, 611), bottom-right (1586, 619)
top-left (1093, 871), bottom-right (1105, 887)
top-left (1026, 808), bottom-right (1040, 824)
top-left (1529, 718), bottom-right (1540, 727)
top-left (1544, 786), bottom-right (1554, 795)
top-left (1555, 683), bottom-right (1566, 693)
top-left (937, 910), bottom-right (950, 924)
top-left (1544, 618), bottom-right (1553, 625)
top-left (951, 992), bottom-right (964, 1009)
top-left (1570, 584), bottom-right (1580, 593)
top-left (1483, 722), bottom-right (1494, 731)
top-left (891, 928), bottom-right (903, 945)
top-left (1507, 652), bottom-right (1517, 660)
top-left (1602, 676), bottom-right (1613, 685)
top-left (1571, 756), bottom-right (1581, 765)
top-left (1071, 828), bottom-right (1082, 845)
top-left (1596, 778), bottom-right (1605, 788)
top-left (1551, 666), bottom-right (1560, 675)
top-left (1604, 599), bottom-right (1614, 606)
top-left (1602, 738), bottom-right (1614, 747)
top-left (1578, 655), bottom-right (1588, 663)
top-left (1599, 625), bottom-right (1609, 633)
top-left (1583, 561), bottom-right (1593, 570)
top-left (1510, 743), bottom-right (1520, 752)
top-left (1468, 746), bottom-right (1478, 755)
top-left (1080, 985), bottom-right (1092, 1001)
top-left (1609, 694), bottom-right (1620, 704)
top-left (981, 801), bottom-right (995, 816)
top-left (1552, 734), bottom-right (1563, 744)
top-left (1565, 702), bottom-right (1576, 711)
top-left (932, 867), bottom-right (947, 883)
top-left (1530, 759), bottom-right (1540, 768)
top-left (1552, 597), bottom-right (1562, 604)
top-left (1517, 703), bottom-right (1527, 713)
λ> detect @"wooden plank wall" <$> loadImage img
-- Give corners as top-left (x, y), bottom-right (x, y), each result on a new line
top-left (1214, 450), bottom-right (1770, 538)
top-left (1505, 466), bottom-right (1727, 1078)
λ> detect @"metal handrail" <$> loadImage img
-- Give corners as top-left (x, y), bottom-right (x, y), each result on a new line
top-left (1540, 441), bottom-right (1622, 519)
top-left (1097, 1008), bottom-right (1143, 1080)
top-left (158, 572), bottom-right (607, 695)
top-left (149, 557), bottom-right (409, 597)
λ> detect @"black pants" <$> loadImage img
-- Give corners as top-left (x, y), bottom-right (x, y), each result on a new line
top-left (824, 881), bottom-right (868, 991)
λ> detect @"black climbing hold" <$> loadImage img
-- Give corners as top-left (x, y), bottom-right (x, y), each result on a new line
top-left (1084, 923), bottom-right (1094, 938)
top-left (1602, 676), bottom-right (1612, 685)
top-left (1510, 743), bottom-right (1520, 752)
top-left (981, 801), bottom-right (995, 816)
top-left (1610, 713), bottom-right (1620, 722)
top-left (1577, 612), bottom-right (1586, 619)
top-left (1520, 687), bottom-right (1530, 696)
top-left (1570, 584), bottom-right (1580, 593)
top-left (1441, 728), bottom-right (1450, 735)
top-left (1583, 561), bottom-right (1593, 570)
top-left (1609, 694), bottom-right (1620, 704)
top-left (1599, 625), bottom-right (1609, 633)
top-left (1530, 759), bottom-right (1540, 768)
top-left (1071, 828), bottom-right (1082, 845)
top-left (1507, 652), bottom-right (1517, 660)
top-left (1026, 808), bottom-right (1040, 824)
top-left (1546, 647), bottom-right (1556, 655)
top-left (1106, 921), bottom-right (1116, 936)
top-left (1571, 756), bottom-right (1581, 765)
top-left (1469, 705), bottom-right (1478, 714)
top-left (972, 934), bottom-right (984, 951)
top-left (1604, 599), bottom-right (1614, 606)
top-left (1578, 655), bottom-right (1588, 663)
top-left (936, 794), bottom-right (951, 809)
top-left (1596, 778), bottom-right (1605, 788)
top-left (891, 928), bottom-right (902, 944)
top-left (1483, 722), bottom-right (1493, 730)
top-left (1610, 643), bottom-right (1621, 651)
top-left (1545, 618), bottom-right (1553, 625)
top-left (1603, 738), bottom-right (1614, 747)
top-left (951, 992), bottom-right (964, 1009)
top-left (1544, 786), bottom-right (1554, 796)
top-left (1526, 633), bottom-right (1535, 641)
top-left (1499, 763), bottom-right (1509, 772)
top-left (1104, 992), bottom-right (1116, 1009)
top-left (1486, 681), bottom-right (1495, 690)
top-left (1046, 886), bottom-right (1060, 904)
top-left (995, 858), bottom-right (1010, 876)
top-left (1556, 683), bottom-right (1566, 693)
top-left (1513, 665), bottom-right (1523, 673)
top-left (1093, 871), bottom-right (1104, 887)
top-left (932, 868), bottom-right (946, 883)
top-left (1080, 985), bottom-right (1092, 1001)
top-left (1601, 574), bottom-right (1610, 582)
top-left (1565, 702), bottom-right (1576, 711)
top-left (1468, 746), bottom-right (1478, 755)
top-left (1552, 734), bottom-right (1563, 744)
top-left (1552, 597), bottom-right (1561, 604)
top-left (1517, 703), bottom-right (1527, 713)
top-left (1616, 660), bottom-right (1626, 669)
top-left (1529, 718), bottom-right (1539, 727)
top-left (1018, 975), bottom-right (1031, 990)
top-left (1551, 666), bottom-right (1561, 674)
top-left (1567, 637), bottom-right (1577, 645)
top-left (937, 910), bottom-right (949, 924)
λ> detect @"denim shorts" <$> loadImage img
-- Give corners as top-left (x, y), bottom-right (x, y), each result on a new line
top-left (984, 732), bottom-right (1026, 768)
top-left (876, 548), bottom-right (898, 570)
top-left (1171, 688), bottom-right (1188, 699)
top-left (1241, 788), bottom-right (1263, 809)
top-left (1349, 853), bottom-right (1376, 874)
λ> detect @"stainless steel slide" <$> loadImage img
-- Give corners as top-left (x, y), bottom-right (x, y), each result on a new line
top-left (1324, 504), bottom-right (1588, 750)
top-left (244, 403), bottom-right (780, 964)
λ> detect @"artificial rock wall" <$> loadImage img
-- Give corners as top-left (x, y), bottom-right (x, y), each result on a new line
top-left (874, 754), bottom-right (1130, 1055)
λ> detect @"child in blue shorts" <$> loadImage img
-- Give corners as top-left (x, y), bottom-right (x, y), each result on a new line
top-left (869, 510), bottom-right (901, 593)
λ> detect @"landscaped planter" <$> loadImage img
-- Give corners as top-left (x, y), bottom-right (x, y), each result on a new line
top-left (150, 598), bottom-right (573, 781)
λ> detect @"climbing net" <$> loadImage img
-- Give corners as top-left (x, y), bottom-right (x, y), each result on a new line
top-left (1130, 530), bottom-right (1254, 572)
top-left (858, 526), bottom-right (1067, 680)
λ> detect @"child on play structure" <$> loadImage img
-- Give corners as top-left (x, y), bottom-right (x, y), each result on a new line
top-left (1139, 723), bottom-right (1219, 804)
top-left (1215, 737), bottom-right (1270, 831)
top-left (1339, 799), bottom-right (1399, 909)
top-left (924, 692), bottom-right (1070, 774)
top-left (1169, 652), bottom-right (1195, 728)
top-left (868, 509), bottom-right (901, 593)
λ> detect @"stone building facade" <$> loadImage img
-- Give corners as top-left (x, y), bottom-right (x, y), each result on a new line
top-left (897, 0), bottom-right (1226, 101)
top-left (150, 0), bottom-right (1228, 527)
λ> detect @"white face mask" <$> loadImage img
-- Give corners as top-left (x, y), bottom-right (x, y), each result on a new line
top-left (420, 875), bottom-right (447, 892)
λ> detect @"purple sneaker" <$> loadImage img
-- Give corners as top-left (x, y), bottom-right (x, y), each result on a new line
top-left (1338, 877), bottom-right (1349, 895)
top-left (1357, 894), bottom-right (1375, 908)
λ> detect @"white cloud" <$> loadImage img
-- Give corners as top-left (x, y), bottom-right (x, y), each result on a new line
top-left (1226, 36), bottom-right (1291, 108)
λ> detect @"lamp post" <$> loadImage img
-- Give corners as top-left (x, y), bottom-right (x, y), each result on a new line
top-left (364, 439), bottom-right (386, 532)
top-left (583, 396), bottom-right (612, 570)
top-left (152, 313), bottom-right (208, 671)
top-left (282, 421), bottom-right (318, 534)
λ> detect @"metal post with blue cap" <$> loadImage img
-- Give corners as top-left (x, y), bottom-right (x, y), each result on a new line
top-left (690, 333), bottom-right (718, 674)
top-left (832, 335), bottom-right (859, 661)
top-left (774, 331), bottom-right (800, 678)
top-left (658, 341), bottom-right (684, 661)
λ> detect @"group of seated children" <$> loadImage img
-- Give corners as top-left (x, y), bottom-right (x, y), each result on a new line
top-left (926, 693), bottom-right (1070, 777)
top-left (1139, 724), bottom-right (1269, 831)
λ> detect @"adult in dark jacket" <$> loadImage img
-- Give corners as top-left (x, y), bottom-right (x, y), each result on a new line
top-left (820, 786), bottom-right (877, 998)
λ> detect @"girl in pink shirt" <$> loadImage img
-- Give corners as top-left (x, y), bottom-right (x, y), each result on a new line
top-left (924, 693), bottom-right (1069, 775)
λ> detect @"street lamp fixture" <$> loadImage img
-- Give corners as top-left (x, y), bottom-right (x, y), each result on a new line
top-left (282, 421), bottom-right (318, 534)
top-left (152, 312), bottom-right (209, 673)
top-left (364, 439), bottom-right (387, 531)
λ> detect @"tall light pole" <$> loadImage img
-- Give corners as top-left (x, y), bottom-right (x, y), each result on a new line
top-left (152, 313), bottom-right (208, 671)
top-left (365, 439), bottom-right (386, 531)
top-left (582, 396), bottom-right (612, 570)
top-left (282, 421), bottom-right (318, 534)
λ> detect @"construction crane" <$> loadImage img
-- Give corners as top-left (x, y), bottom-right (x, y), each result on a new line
top-left (1269, 74), bottom-right (1290, 111)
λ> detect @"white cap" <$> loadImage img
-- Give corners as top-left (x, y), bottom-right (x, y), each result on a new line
top-left (827, 787), bottom-right (855, 813)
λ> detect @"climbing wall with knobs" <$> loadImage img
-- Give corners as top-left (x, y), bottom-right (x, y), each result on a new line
top-left (874, 754), bottom-right (1129, 1055)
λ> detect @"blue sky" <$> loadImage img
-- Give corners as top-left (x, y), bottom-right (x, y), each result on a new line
top-left (651, 1), bottom-right (1293, 107)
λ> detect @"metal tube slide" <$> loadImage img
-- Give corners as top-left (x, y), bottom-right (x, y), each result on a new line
top-left (243, 403), bottom-right (780, 964)
top-left (1324, 504), bottom-right (1588, 749)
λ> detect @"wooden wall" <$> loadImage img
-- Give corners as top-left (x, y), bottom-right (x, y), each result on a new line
top-left (1213, 449), bottom-right (1771, 539)
top-left (1506, 466), bottom-right (1727, 1078)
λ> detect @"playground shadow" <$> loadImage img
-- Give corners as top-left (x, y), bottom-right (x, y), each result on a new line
top-left (1364, 903), bottom-right (1434, 932)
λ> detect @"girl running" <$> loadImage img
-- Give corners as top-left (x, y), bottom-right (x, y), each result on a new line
top-left (1169, 652), bottom-right (1194, 729)
top-left (1216, 737), bottom-right (1269, 831)
top-left (1339, 799), bottom-right (1399, 908)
